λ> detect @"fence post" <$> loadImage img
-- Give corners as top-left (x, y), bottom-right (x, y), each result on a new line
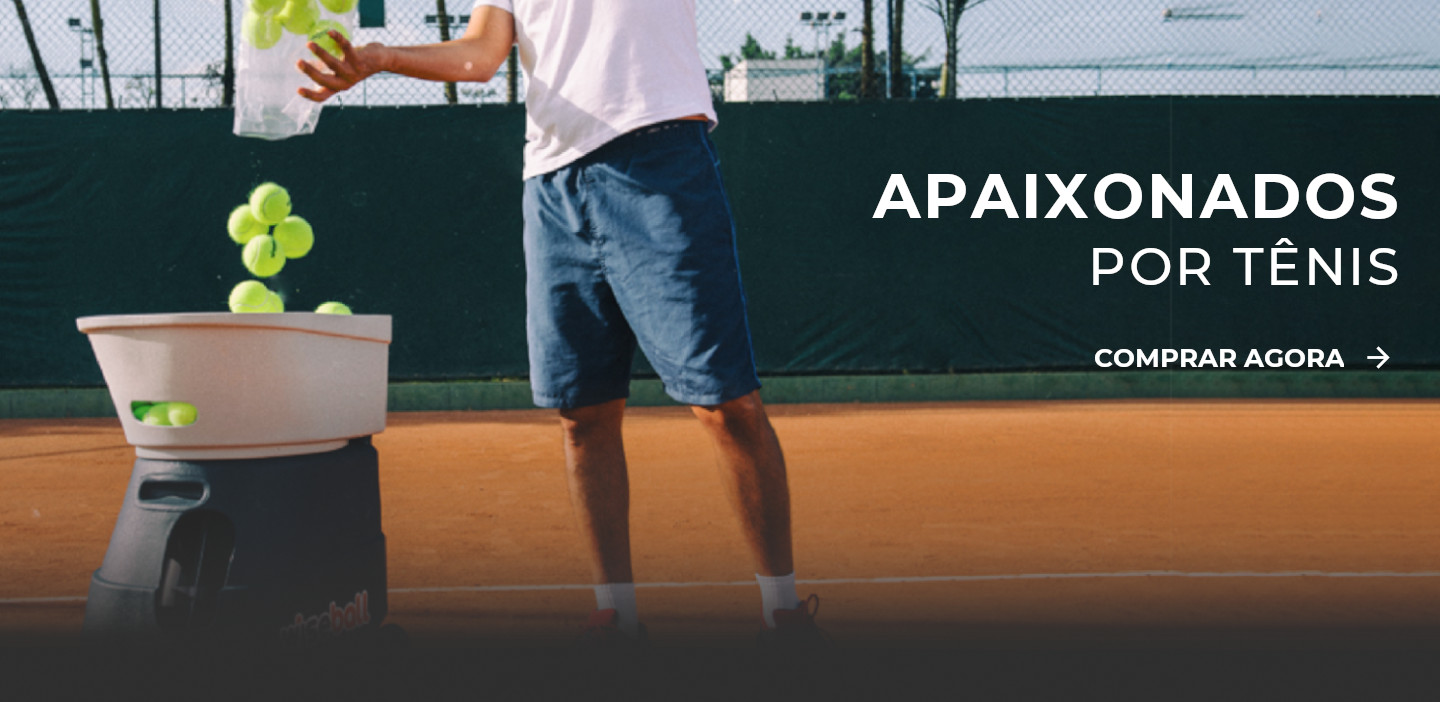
top-left (436, 0), bottom-right (458, 105)
top-left (153, 0), bottom-right (162, 108)
top-left (222, 0), bottom-right (234, 107)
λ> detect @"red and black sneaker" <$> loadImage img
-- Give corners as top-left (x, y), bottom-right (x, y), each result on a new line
top-left (577, 609), bottom-right (647, 647)
top-left (759, 594), bottom-right (828, 649)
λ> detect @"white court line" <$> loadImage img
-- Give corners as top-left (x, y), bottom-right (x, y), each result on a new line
top-left (6, 571), bottom-right (1440, 605)
top-left (388, 570), bottom-right (1440, 595)
top-left (0, 596), bottom-right (88, 604)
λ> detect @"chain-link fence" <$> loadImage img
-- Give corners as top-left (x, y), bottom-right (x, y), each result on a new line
top-left (3, 0), bottom-right (1438, 110)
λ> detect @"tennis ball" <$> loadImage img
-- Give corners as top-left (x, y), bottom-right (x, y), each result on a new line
top-left (229, 280), bottom-right (272, 312)
top-left (248, 182), bottom-right (291, 225)
top-left (227, 204), bottom-right (268, 245)
top-left (242, 11), bottom-right (283, 50)
top-left (142, 403), bottom-right (173, 426)
top-left (315, 301), bottom-right (352, 315)
top-left (319, 0), bottom-right (357, 13)
top-left (308, 20), bottom-right (350, 58)
top-left (131, 401), bottom-right (154, 421)
top-left (277, 0), bottom-right (320, 35)
top-left (242, 235), bottom-right (287, 277)
top-left (263, 291), bottom-right (285, 313)
top-left (251, 0), bottom-right (285, 12)
top-left (167, 402), bottom-right (198, 427)
top-left (272, 216), bottom-right (314, 258)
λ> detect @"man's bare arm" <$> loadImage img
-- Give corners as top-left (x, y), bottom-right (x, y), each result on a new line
top-left (297, 6), bottom-right (515, 103)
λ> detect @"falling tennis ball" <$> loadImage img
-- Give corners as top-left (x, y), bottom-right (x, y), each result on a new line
top-left (142, 403), bottom-right (173, 426)
top-left (167, 402), bottom-right (198, 427)
top-left (251, 0), bottom-right (285, 12)
top-left (229, 280), bottom-right (273, 312)
top-left (318, 0), bottom-right (357, 14)
top-left (227, 204), bottom-right (268, 245)
top-left (249, 182), bottom-right (291, 225)
top-left (272, 216), bottom-right (314, 258)
top-left (262, 291), bottom-right (285, 313)
top-left (308, 20), bottom-right (350, 58)
top-left (315, 301), bottom-right (352, 315)
top-left (242, 11), bottom-right (284, 50)
top-left (242, 235), bottom-right (287, 277)
top-left (277, 0), bottom-right (320, 35)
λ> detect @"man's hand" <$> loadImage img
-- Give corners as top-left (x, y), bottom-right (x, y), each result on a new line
top-left (297, 31), bottom-right (387, 103)
top-left (295, 7), bottom-right (513, 99)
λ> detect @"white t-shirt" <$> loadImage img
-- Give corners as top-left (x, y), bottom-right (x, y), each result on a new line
top-left (472, 0), bottom-right (718, 179)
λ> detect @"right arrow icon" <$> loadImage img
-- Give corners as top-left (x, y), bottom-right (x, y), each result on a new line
top-left (1367, 347), bottom-right (1389, 369)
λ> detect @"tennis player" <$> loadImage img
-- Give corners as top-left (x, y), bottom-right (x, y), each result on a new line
top-left (297, 1), bottom-right (821, 645)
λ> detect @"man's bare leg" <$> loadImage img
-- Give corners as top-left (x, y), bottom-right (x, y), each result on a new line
top-left (559, 398), bottom-right (639, 635)
top-left (692, 390), bottom-right (802, 627)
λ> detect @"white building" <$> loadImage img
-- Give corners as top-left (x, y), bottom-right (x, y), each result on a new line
top-left (723, 58), bottom-right (825, 102)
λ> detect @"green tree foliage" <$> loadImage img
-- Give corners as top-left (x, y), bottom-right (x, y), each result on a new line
top-left (721, 32), bottom-right (777, 71)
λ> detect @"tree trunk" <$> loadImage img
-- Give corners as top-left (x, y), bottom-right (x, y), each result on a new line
top-left (859, 0), bottom-right (877, 99)
top-left (942, 37), bottom-right (957, 98)
top-left (889, 0), bottom-right (905, 98)
top-left (507, 47), bottom-right (519, 104)
top-left (13, 0), bottom-right (59, 110)
top-left (221, 0), bottom-right (234, 107)
top-left (437, 0), bottom-right (458, 104)
top-left (941, 1), bottom-right (967, 99)
top-left (91, 0), bottom-right (114, 109)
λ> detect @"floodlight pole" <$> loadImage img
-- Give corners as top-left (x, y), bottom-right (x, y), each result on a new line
top-left (68, 17), bottom-right (96, 109)
top-left (800, 11), bottom-right (845, 100)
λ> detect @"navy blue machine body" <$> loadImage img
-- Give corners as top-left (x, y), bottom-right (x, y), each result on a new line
top-left (83, 437), bottom-right (387, 643)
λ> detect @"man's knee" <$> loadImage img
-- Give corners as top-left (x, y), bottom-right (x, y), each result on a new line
top-left (692, 390), bottom-right (770, 437)
top-left (559, 398), bottom-right (626, 445)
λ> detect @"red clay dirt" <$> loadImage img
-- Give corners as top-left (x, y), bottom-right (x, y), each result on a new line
top-left (2, 399), bottom-right (1438, 648)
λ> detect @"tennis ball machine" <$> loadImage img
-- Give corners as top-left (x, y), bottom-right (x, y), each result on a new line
top-left (76, 312), bottom-right (392, 644)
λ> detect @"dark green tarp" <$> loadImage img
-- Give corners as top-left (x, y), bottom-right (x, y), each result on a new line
top-left (1, 98), bottom-right (1436, 387)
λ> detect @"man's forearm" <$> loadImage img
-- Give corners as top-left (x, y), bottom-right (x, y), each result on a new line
top-left (374, 38), bottom-right (505, 83)
top-left (297, 6), bottom-right (513, 103)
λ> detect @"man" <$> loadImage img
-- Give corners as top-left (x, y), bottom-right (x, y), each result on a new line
top-left (297, 1), bottom-right (820, 644)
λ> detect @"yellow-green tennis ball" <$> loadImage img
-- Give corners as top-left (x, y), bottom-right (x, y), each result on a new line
top-left (319, 0), bottom-right (356, 13)
top-left (272, 216), bottom-right (314, 258)
top-left (251, 0), bottom-right (285, 12)
top-left (229, 280), bottom-right (272, 312)
top-left (167, 402), bottom-right (198, 427)
top-left (131, 401), bottom-right (154, 421)
top-left (242, 11), bottom-right (283, 50)
top-left (249, 182), bottom-right (291, 225)
top-left (242, 235), bottom-right (287, 278)
top-left (227, 204), bottom-right (267, 245)
top-left (277, 0), bottom-right (320, 35)
top-left (142, 403), bottom-right (173, 426)
top-left (315, 301), bottom-right (352, 315)
top-left (308, 20), bottom-right (350, 58)
top-left (263, 291), bottom-right (285, 313)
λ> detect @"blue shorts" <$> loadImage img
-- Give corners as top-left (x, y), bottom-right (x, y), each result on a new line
top-left (522, 120), bottom-right (762, 410)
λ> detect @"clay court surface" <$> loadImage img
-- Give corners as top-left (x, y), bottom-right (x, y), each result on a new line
top-left (4, 398), bottom-right (1439, 640)
top-left (3, 399), bottom-right (1440, 695)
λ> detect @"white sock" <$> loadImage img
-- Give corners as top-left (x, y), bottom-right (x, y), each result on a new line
top-left (756, 573), bottom-right (800, 628)
top-left (594, 583), bottom-right (639, 636)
